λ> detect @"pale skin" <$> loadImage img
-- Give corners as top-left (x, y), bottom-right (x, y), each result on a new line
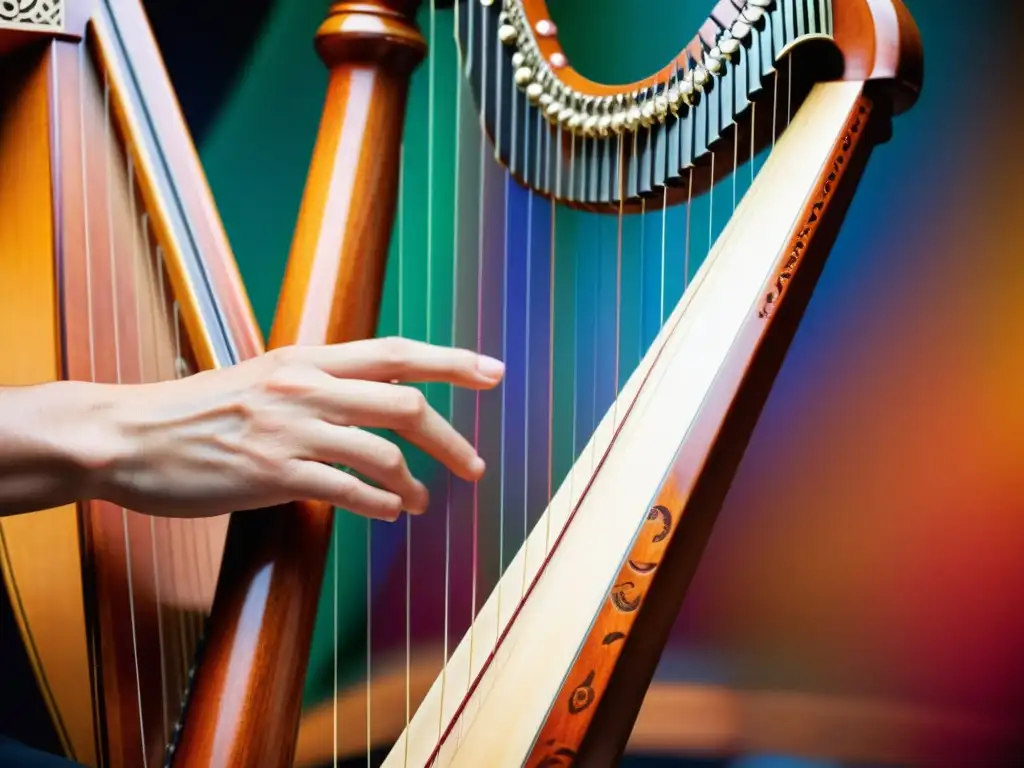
top-left (0, 337), bottom-right (504, 521)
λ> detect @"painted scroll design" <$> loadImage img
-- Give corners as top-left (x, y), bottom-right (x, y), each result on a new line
top-left (0, 0), bottom-right (62, 30)
top-left (528, 504), bottom-right (675, 766)
top-left (758, 103), bottom-right (869, 318)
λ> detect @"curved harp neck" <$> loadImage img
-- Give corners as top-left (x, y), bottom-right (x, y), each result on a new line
top-left (173, 3), bottom-right (424, 766)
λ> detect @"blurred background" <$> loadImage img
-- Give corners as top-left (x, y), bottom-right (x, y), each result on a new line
top-left (6, 0), bottom-right (1020, 766)
top-left (142, 0), bottom-right (1023, 764)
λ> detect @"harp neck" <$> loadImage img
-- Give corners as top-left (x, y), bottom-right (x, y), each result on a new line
top-left (172, 3), bottom-right (424, 766)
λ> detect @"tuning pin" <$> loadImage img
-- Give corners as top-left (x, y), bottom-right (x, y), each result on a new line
top-left (526, 82), bottom-right (544, 102)
top-left (742, 5), bottom-right (766, 23)
top-left (514, 66), bottom-right (533, 85)
top-left (640, 100), bottom-right (656, 126)
top-left (731, 20), bottom-right (751, 39)
top-left (692, 64), bottom-right (709, 89)
top-left (705, 49), bottom-right (725, 74)
top-left (719, 38), bottom-right (741, 57)
top-left (511, 51), bottom-right (525, 68)
top-left (680, 72), bottom-right (696, 104)
top-left (625, 97), bottom-right (642, 130)
top-left (654, 85), bottom-right (669, 117)
top-left (498, 24), bottom-right (518, 44)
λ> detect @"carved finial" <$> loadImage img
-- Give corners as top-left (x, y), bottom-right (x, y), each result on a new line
top-left (315, 2), bottom-right (426, 72)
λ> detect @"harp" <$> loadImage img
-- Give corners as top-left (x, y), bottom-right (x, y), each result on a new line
top-left (0, 2), bottom-right (926, 768)
top-left (0, 0), bottom-right (265, 765)
top-left (270, 0), bottom-right (922, 766)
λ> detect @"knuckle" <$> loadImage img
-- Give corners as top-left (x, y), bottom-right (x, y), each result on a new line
top-left (379, 336), bottom-right (412, 372)
top-left (261, 361), bottom-right (315, 398)
top-left (379, 443), bottom-right (406, 474)
top-left (266, 345), bottom-right (300, 368)
top-left (392, 386), bottom-right (427, 421)
top-left (329, 473), bottom-right (359, 504)
top-left (378, 493), bottom-right (403, 519)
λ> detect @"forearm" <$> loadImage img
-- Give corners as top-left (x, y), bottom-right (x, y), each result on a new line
top-left (0, 381), bottom-right (116, 517)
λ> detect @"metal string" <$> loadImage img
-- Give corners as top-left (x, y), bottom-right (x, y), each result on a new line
top-left (130, 162), bottom-right (170, 751)
top-left (438, 0), bottom-right (463, 741)
top-left (539, 110), bottom-right (551, 553)
top-left (495, 15), bottom-right (510, 648)
top-left (543, 118), bottom-right (558, 556)
top-left (364, 516), bottom-right (371, 768)
top-left (75, 56), bottom-right (106, 754)
top-left (102, 75), bottom-right (148, 768)
top-left (518, 76), bottom-right (533, 600)
top-left (140, 220), bottom-right (174, 746)
top-left (659, 156), bottom-right (668, 325)
top-left (153, 249), bottom-right (192, 690)
top-left (399, 138), bottom-right (410, 768)
top-left (611, 134), bottom-right (625, 435)
top-left (468, 0), bottom-right (489, 691)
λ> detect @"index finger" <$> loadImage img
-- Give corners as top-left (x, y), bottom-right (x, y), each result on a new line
top-left (287, 338), bottom-right (505, 389)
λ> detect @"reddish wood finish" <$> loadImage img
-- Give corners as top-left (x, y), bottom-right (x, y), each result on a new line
top-left (1, 2), bottom-right (267, 765)
top-left (504, 1), bottom-right (923, 214)
top-left (269, 0), bottom-right (427, 347)
top-left (171, 3), bottom-right (426, 766)
top-left (520, 0), bottom-right (922, 110)
top-left (53, 36), bottom-right (231, 768)
top-left (437, 3), bottom-right (925, 762)
top-left (100, 0), bottom-right (263, 363)
top-left (526, 93), bottom-right (879, 767)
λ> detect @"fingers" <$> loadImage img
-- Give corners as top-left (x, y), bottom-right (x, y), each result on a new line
top-left (299, 423), bottom-right (430, 514)
top-left (307, 378), bottom-right (485, 482)
top-left (287, 337), bottom-right (505, 389)
top-left (284, 461), bottom-right (404, 521)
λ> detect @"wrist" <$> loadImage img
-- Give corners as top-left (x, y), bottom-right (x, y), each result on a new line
top-left (0, 380), bottom-right (129, 514)
top-left (31, 380), bottom-right (130, 503)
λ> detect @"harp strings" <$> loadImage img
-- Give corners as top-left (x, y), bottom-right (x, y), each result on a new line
top-left (343, 3), bottom-right (798, 763)
top-left (89, 54), bottom-right (222, 763)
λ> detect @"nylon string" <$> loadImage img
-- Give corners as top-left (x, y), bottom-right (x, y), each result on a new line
top-left (543, 114), bottom-right (557, 556)
top-left (438, 0), bottom-right (463, 742)
top-left (130, 162), bottom-right (171, 751)
top-left (102, 75), bottom-right (148, 768)
top-left (467, 0), bottom-right (488, 693)
top-left (494, 8), bottom-right (510, 648)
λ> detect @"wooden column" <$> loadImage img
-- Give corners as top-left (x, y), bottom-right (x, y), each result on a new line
top-left (172, 4), bottom-right (424, 765)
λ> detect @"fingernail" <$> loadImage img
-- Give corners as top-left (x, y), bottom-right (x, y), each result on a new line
top-left (477, 355), bottom-right (505, 379)
top-left (470, 456), bottom-right (486, 476)
top-left (410, 482), bottom-right (430, 514)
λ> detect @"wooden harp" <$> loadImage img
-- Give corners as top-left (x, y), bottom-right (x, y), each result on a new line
top-left (0, 1), bottom-right (925, 768)
top-left (277, 0), bottom-right (921, 765)
top-left (0, 0), bottom-right (265, 766)
top-left (0, 0), bottom-right (419, 765)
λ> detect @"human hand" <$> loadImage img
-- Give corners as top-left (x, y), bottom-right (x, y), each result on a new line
top-left (79, 338), bottom-right (504, 521)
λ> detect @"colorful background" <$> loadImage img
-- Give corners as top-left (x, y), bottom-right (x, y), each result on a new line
top-left (151, 0), bottom-right (1023, 764)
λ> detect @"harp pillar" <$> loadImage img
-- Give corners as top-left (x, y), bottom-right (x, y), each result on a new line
top-left (172, 3), bottom-right (425, 766)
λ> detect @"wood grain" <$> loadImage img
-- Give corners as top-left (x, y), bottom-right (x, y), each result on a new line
top-left (527, 92), bottom-right (879, 768)
top-left (171, 3), bottom-right (426, 765)
top-left (520, 0), bottom-right (921, 109)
